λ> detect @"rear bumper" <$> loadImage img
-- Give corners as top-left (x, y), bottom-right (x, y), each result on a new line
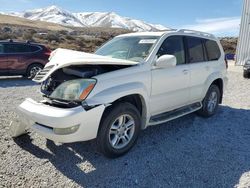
top-left (11, 98), bottom-right (105, 143)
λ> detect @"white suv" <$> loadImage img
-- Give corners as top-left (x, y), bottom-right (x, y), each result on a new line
top-left (11, 29), bottom-right (228, 158)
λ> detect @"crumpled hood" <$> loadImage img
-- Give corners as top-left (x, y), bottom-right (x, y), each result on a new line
top-left (47, 48), bottom-right (139, 66)
top-left (34, 48), bottom-right (139, 83)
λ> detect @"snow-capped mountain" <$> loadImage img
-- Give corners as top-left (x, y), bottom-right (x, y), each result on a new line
top-left (8, 5), bottom-right (169, 31)
top-left (73, 11), bottom-right (168, 31)
top-left (9, 6), bottom-right (85, 27)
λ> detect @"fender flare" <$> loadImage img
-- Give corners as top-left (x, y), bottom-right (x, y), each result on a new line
top-left (201, 71), bottom-right (224, 98)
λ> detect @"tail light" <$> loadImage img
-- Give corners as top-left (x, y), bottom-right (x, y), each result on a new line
top-left (45, 51), bottom-right (51, 56)
top-left (48, 49), bottom-right (58, 61)
top-left (44, 47), bottom-right (51, 56)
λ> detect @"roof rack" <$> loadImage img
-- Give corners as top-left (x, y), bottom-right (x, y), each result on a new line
top-left (178, 29), bottom-right (216, 39)
top-left (160, 28), bottom-right (177, 32)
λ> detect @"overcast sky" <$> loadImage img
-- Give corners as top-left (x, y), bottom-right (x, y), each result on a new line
top-left (0, 0), bottom-right (243, 36)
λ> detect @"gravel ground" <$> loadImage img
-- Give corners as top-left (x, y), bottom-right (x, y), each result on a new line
top-left (0, 66), bottom-right (250, 188)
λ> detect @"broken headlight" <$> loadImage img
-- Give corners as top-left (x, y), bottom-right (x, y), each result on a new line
top-left (50, 79), bottom-right (96, 101)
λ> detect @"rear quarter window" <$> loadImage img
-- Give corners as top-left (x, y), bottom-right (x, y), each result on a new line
top-left (28, 45), bottom-right (41, 52)
top-left (204, 40), bottom-right (221, 61)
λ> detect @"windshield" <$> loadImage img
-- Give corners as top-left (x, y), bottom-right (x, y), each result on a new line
top-left (95, 36), bottom-right (159, 62)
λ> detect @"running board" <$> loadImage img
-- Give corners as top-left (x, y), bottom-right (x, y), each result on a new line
top-left (149, 102), bottom-right (202, 126)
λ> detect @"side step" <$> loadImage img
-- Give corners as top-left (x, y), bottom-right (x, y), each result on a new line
top-left (149, 102), bottom-right (202, 126)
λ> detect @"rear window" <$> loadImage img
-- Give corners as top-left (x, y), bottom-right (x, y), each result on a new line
top-left (186, 37), bottom-right (205, 63)
top-left (204, 40), bottom-right (221, 61)
top-left (4, 44), bottom-right (41, 53)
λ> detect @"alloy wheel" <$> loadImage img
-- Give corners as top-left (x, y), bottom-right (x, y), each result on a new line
top-left (29, 66), bottom-right (42, 78)
top-left (207, 91), bottom-right (218, 113)
top-left (108, 114), bottom-right (135, 149)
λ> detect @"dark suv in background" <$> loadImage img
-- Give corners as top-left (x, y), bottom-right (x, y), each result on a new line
top-left (243, 60), bottom-right (250, 78)
top-left (0, 40), bottom-right (51, 78)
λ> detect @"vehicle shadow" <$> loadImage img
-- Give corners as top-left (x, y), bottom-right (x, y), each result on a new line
top-left (13, 105), bottom-right (250, 187)
top-left (0, 77), bottom-right (37, 88)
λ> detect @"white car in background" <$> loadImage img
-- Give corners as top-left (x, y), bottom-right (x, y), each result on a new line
top-left (11, 29), bottom-right (228, 158)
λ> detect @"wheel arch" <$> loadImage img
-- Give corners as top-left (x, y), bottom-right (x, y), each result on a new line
top-left (211, 78), bottom-right (223, 103)
top-left (26, 62), bottom-right (44, 75)
top-left (203, 72), bottom-right (225, 104)
top-left (100, 94), bottom-right (148, 130)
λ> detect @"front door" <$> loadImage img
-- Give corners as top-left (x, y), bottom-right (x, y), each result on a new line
top-left (150, 35), bottom-right (190, 116)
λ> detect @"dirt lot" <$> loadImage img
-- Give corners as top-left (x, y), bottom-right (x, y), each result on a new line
top-left (0, 65), bottom-right (250, 188)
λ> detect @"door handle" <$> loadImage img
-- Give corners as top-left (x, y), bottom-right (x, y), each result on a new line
top-left (183, 69), bottom-right (189, 75)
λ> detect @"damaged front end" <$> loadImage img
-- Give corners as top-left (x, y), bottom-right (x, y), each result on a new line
top-left (38, 64), bottom-right (128, 108)
top-left (33, 48), bottom-right (137, 108)
top-left (11, 48), bottom-right (137, 140)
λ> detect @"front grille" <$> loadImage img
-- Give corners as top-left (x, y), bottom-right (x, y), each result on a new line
top-left (33, 65), bottom-right (54, 81)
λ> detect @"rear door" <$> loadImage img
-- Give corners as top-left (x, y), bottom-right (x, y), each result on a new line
top-left (186, 36), bottom-right (210, 103)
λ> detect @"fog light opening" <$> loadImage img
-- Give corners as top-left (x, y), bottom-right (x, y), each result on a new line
top-left (53, 124), bottom-right (80, 135)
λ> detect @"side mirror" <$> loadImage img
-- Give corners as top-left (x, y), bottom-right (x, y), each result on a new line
top-left (155, 54), bottom-right (177, 68)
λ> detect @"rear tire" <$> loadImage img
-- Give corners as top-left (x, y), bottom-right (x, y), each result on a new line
top-left (197, 85), bottom-right (220, 118)
top-left (26, 64), bottom-right (43, 79)
top-left (96, 102), bottom-right (141, 158)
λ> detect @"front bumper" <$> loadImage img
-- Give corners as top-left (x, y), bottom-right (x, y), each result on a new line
top-left (11, 98), bottom-right (105, 143)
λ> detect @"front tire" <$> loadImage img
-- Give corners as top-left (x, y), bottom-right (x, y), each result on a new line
top-left (197, 85), bottom-right (220, 118)
top-left (96, 102), bottom-right (141, 158)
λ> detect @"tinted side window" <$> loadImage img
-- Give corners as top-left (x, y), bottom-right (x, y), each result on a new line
top-left (157, 36), bottom-right (185, 65)
top-left (0, 44), bottom-right (3, 54)
top-left (4, 44), bottom-right (40, 53)
top-left (5, 44), bottom-right (26, 53)
top-left (186, 37), bottom-right (205, 63)
top-left (204, 40), bottom-right (221, 61)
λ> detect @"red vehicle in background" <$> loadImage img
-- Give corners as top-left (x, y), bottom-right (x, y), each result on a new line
top-left (0, 40), bottom-right (51, 78)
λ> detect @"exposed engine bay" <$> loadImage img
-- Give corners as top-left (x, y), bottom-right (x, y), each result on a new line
top-left (31, 48), bottom-right (139, 108)
top-left (40, 64), bottom-right (130, 105)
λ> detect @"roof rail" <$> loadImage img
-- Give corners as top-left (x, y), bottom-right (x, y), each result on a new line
top-left (160, 28), bottom-right (177, 32)
top-left (178, 29), bottom-right (216, 39)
